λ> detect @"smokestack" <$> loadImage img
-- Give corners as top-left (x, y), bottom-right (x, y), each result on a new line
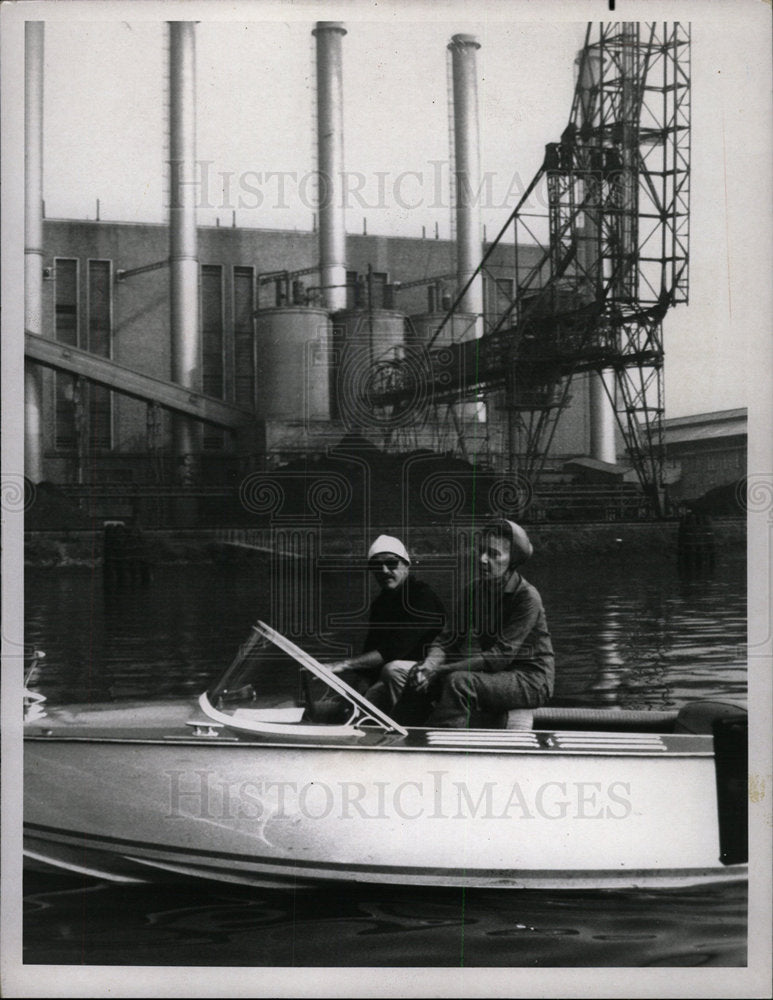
top-left (313, 22), bottom-right (348, 313)
top-left (448, 33), bottom-right (483, 332)
top-left (168, 21), bottom-right (200, 475)
top-left (575, 45), bottom-right (602, 294)
top-left (25, 22), bottom-right (44, 483)
top-left (576, 44), bottom-right (617, 464)
top-left (589, 370), bottom-right (617, 465)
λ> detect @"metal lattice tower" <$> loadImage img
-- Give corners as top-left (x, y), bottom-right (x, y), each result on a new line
top-left (369, 22), bottom-right (690, 515)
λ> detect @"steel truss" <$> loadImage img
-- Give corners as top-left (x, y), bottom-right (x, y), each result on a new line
top-left (368, 22), bottom-right (690, 515)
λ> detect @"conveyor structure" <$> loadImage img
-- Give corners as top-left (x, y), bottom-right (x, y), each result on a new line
top-left (367, 22), bottom-right (690, 515)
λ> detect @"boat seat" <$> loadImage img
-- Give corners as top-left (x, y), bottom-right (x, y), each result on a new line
top-left (505, 709), bottom-right (534, 731)
top-left (531, 706), bottom-right (679, 731)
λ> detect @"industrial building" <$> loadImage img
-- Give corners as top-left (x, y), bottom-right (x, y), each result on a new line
top-left (664, 409), bottom-right (747, 504)
top-left (36, 216), bottom-right (603, 487)
top-left (24, 20), bottom-right (700, 523)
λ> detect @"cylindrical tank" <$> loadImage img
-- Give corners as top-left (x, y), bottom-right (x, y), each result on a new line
top-left (331, 309), bottom-right (408, 425)
top-left (255, 307), bottom-right (332, 421)
top-left (408, 312), bottom-right (478, 347)
top-left (334, 309), bottom-right (407, 363)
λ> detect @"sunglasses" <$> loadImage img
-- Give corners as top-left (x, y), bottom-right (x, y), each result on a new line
top-left (369, 557), bottom-right (402, 571)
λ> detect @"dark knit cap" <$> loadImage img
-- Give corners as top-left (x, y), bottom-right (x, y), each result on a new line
top-left (483, 518), bottom-right (534, 567)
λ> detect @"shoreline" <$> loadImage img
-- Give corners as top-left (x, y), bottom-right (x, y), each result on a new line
top-left (24, 518), bottom-right (746, 568)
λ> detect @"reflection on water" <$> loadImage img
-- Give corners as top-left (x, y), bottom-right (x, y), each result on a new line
top-left (23, 872), bottom-right (747, 968)
top-left (585, 606), bottom-right (626, 704)
top-left (24, 547), bottom-right (747, 711)
top-left (22, 545), bottom-right (747, 967)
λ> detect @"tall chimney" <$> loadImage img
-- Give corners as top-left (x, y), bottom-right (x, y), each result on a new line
top-left (168, 21), bottom-right (200, 475)
top-left (25, 22), bottom-right (45, 483)
top-left (313, 22), bottom-right (348, 313)
top-left (589, 370), bottom-right (617, 464)
top-left (576, 44), bottom-right (617, 465)
top-left (575, 45), bottom-right (602, 293)
top-left (448, 33), bottom-right (484, 333)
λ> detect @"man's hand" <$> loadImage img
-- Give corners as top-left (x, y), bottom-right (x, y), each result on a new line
top-left (325, 660), bottom-right (350, 675)
top-left (407, 662), bottom-right (440, 694)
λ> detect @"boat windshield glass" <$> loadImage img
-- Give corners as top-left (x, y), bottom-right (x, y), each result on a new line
top-left (202, 622), bottom-right (406, 735)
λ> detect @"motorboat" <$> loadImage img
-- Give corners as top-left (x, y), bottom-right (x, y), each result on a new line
top-left (24, 622), bottom-right (748, 890)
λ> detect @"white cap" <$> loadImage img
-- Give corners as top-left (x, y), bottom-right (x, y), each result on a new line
top-left (368, 534), bottom-right (411, 565)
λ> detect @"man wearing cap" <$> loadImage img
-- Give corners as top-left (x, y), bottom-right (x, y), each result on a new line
top-left (326, 534), bottom-right (445, 710)
top-left (404, 519), bottom-right (554, 728)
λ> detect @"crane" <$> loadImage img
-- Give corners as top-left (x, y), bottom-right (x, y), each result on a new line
top-left (366, 22), bottom-right (690, 516)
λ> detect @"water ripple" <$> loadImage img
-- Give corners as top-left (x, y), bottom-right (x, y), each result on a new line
top-left (23, 550), bottom-right (748, 966)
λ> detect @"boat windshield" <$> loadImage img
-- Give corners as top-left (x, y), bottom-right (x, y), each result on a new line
top-left (201, 622), bottom-right (407, 736)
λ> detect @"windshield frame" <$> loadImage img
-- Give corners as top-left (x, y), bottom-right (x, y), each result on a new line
top-left (201, 621), bottom-right (408, 737)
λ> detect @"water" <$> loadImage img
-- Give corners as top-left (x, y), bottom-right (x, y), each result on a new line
top-left (23, 875), bottom-right (746, 967)
top-left (22, 545), bottom-right (748, 967)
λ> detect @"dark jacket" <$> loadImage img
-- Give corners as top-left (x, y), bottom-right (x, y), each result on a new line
top-left (429, 570), bottom-right (554, 694)
top-left (363, 577), bottom-right (445, 664)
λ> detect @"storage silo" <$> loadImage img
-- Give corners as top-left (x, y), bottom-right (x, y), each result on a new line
top-left (254, 307), bottom-right (333, 421)
top-left (408, 312), bottom-right (478, 347)
top-left (331, 309), bottom-right (409, 425)
top-left (334, 309), bottom-right (407, 361)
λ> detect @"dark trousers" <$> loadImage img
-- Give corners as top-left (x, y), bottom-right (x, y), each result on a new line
top-left (425, 669), bottom-right (549, 729)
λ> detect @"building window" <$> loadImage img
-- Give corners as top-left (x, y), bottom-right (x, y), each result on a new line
top-left (54, 258), bottom-right (78, 450)
top-left (201, 264), bottom-right (224, 449)
top-left (87, 259), bottom-right (113, 450)
top-left (54, 259), bottom-right (78, 346)
top-left (233, 266), bottom-right (255, 408)
top-left (202, 265), bottom-right (224, 397)
top-left (346, 270), bottom-right (359, 310)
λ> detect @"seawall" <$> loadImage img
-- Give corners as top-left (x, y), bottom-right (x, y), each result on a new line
top-left (24, 518), bottom-right (746, 568)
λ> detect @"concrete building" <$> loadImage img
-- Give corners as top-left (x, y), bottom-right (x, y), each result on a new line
top-left (664, 408), bottom-right (747, 502)
top-left (33, 216), bottom-right (612, 485)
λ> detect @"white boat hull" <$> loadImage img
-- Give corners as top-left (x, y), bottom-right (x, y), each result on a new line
top-left (24, 701), bottom-right (747, 891)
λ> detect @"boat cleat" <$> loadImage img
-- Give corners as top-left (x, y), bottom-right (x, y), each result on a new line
top-left (185, 720), bottom-right (226, 738)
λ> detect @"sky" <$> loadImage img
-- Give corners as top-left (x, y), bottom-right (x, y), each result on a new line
top-left (41, 19), bottom-right (582, 237)
top-left (22, 0), bottom-right (773, 423)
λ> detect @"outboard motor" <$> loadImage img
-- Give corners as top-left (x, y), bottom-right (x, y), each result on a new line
top-left (676, 701), bottom-right (748, 865)
top-left (713, 711), bottom-right (748, 865)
